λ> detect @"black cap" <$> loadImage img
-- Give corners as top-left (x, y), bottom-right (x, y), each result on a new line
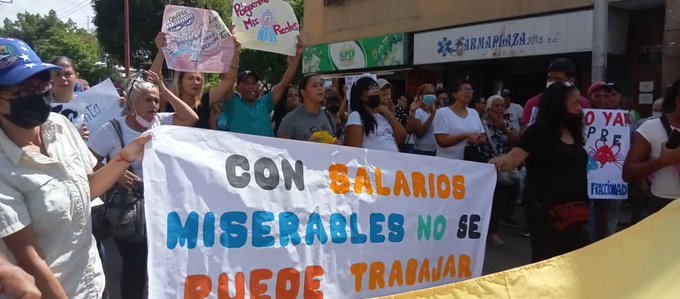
top-left (607, 82), bottom-right (622, 93)
top-left (237, 70), bottom-right (259, 84)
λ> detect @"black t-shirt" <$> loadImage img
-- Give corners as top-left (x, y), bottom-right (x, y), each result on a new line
top-left (165, 92), bottom-right (211, 129)
top-left (518, 123), bottom-right (589, 206)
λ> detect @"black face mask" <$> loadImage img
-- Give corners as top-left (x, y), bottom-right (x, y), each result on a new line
top-left (2, 91), bottom-right (52, 129)
top-left (367, 94), bottom-right (381, 109)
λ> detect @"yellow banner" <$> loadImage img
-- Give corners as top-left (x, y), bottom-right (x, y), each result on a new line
top-left (375, 200), bottom-right (680, 299)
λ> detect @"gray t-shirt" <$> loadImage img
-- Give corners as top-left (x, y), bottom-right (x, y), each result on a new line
top-left (278, 106), bottom-right (336, 141)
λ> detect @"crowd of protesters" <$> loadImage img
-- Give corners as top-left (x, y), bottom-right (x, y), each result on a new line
top-left (1, 29), bottom-right (679, 299)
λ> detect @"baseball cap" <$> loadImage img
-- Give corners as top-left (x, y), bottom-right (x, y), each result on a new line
top-left (0, 38), bottom-right (61, 87)
top-left (237, 70), bottom-right (259, 85)
top-left (501, 89), bottom-right (511, 96)
top-left (607, 82), bottom-right (622, 93)
top-left (587, 81), bottom-right (611, 96)
top-left (377, 78), bottom-right (391, 90)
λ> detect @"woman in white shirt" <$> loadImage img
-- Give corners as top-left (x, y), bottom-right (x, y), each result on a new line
top-left (0, 38), bottom-right (149, 299)
top-left (624, 79), bottom-right (680, 213)
top-left (433, 79), bottom-right (486, 160)
top-left (88, 71), bottom-right (197, 299)
top-left (344, 77), bottom-right (407, 151)
top-left (407, 83), bottom-right (438, 156)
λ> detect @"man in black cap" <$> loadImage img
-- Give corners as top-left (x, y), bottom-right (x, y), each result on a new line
top-left (221, 38), bottom-right (305, 137)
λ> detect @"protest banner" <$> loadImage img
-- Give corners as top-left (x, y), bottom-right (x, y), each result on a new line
top-left (231, 0), bottom-right (300, 56)
top-left (526, 108), bottom-right (630, 199)
top-left (162, 5), bottom-right (235, 73)
top-left (143, 126), bottom-right (496, 298)
top-left (584, 109), bottom-right (630, 199)
top-left (50, 79), bottom-right (123, 133)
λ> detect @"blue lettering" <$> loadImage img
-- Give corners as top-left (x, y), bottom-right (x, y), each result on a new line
top-left (279, 212), bottom-right (301, 246)
top-left (369, 213), bottom-right (386, 243)
top-left (220, 212), bottom-right (247, 248)
top-left (167, 211), bottom-right (199, 249)
top-left (305, 213), bottom-right (328, 245)
top-left (329, 213), bottom-right (348, 244)
top-left (252, 211), bottom-right (275, 247)
top-left (388, 214), bottom-right (405, 242)
top-left (350, 213), bottom-right (368, 244)
top-left (203, 212), bottom-right (215, 247)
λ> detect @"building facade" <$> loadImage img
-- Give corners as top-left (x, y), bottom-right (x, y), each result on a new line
top-left (303, 0), bottom-right (669, 115)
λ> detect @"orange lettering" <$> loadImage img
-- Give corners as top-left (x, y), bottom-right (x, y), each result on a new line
top-left (405, 259), bottom-right (418, 286)
top-left (387, 260), bottom-right (403, 287)
top-left (218, 272), bottom-right (245, 299)
top-left (418, 258), bottom-right (431, 283)
top-left (329, 164), bottom-right (350, 194)
top-left (184, 275), bottom-right (211, 299)
top-left (375, 168), bottom-right (392, 196)
top-left (431, 256), bottom-right (443, 282)
top-left (368, 262), bottom-right (386, 290)
top-left (458, 255), bottom-right (472, 278)
top-left (350, 263), bottom-right (367, 293)
top-left (354, 167), bottom-right (374, 195)
top-left (276, 268), bottom-right (300, 299)
top-left (411, 172), bottom-right (427, 198)
top-left (393, 171), bottom-right (411, 197)
top-left (428, 173), bottom-right (436, 198)
top-left (452, 175), bottom-right (465, 200)
top-left (303, 266), bottom-right (324, 299)
top-left (443, 255), bottom-right (456, 278)
top-left (250, 269), bottom-right (273, 299)
top-left (437, 175), bottom-right (450, 200)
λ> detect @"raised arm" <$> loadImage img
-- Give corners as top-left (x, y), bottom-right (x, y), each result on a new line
top-left (150, 32), bottom-right (167, 77)
top-left (271, 36), bottom-right (305, 105)
top-left (146, 70), bottom-right (198, 127)
top-left (376, 105), bottom-right (407, 145)
top-left (209, 38), bottom-right (241, 107)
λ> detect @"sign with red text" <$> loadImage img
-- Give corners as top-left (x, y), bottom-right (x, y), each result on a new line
top-left (143, 126), bottom-right (495, 298)
top-left (162, 5), bottom-right (236, 73)
top-left (584, 109), bottom-right (630, 199)
top-left (231, 0), bottom-right (299, 56)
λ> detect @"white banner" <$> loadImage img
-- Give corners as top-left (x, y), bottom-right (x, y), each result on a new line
top-left (584, 109), bottom-right (630, 199)
top-left (413, 10), bottom-right (594, 65)
top-left (51, 79), bottom-right (123, 133)
top-left (143, 126), bottom-right (496, 298)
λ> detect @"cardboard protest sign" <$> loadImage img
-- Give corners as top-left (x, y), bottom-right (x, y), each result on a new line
top-left (584, 109), bottom-right (630, 199)
top-left (162, 5), bottom-right (235, 73)
top-left (231, 0), bottom-right (300, 56)
top-left (51, 79), bottom-right (123, 134)
top-left (143, 126), bottom-right (496, 298)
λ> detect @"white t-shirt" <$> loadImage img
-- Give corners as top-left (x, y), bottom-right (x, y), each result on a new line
top-left (636, 118), bottom-right (680, 199)
top-left (346, 111), bottom-right (398, 152)
top-left (504, 103), bottom-right (523, 131)
top-left (89, 113), bottom-right (173, 178)
top-left (433, 107), bottom-right (485, 160)
top-left (414, 108), bottom-right (437, 152)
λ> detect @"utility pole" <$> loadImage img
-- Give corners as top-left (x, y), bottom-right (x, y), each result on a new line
top-left (663, 0), bottom-right (680, 87)
top-left (591, 0), bottom-right (608, 83)
top-left (123, 0), bottom-right (131, 78)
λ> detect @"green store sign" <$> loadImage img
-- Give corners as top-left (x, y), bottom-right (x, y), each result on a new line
top-left (302, 33), bottom-right (406, 74)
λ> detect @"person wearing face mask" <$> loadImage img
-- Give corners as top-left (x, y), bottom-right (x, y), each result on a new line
top-left (87, 70), bottom-right (198, 299)
top-left (220, 37), bottom-right (305, 137)
top-left (489, 82), bottom-right (590, 262)
top-left (150, 32), bottom-right (240, 129)
top-left (0, 38), bottom-right (150, 299)
top-left (433, 79), bottom-right (486, 160)
top-left (278, 75), bottom-right (337, 142)
top-left (624, 79), bottom-right (680, 216)
top-left (344, 77), bottom-right (407, 151)
top-left (520, 58), bottom-right (591, 129)
top-left (406, 84), bottom-right (438, 156)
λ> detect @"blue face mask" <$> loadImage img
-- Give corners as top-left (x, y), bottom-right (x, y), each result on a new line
top-left (423, 94), bottom-right (436, 106)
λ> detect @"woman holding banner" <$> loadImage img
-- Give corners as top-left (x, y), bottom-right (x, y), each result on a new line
top-left (0, 38), bottom-right (150, 299)
top-left (489, 82), bottom-right (590, 262)
top-left (624, 79), bottom-right (680, 214)
top-left (278, 75), bottom-right (337, 142)
top-left (150, 32), bottom-right (240, 129)
top-left (344, 77), bottom-right (407, 151)
top-left (88, 70), bottom-right (198, 299)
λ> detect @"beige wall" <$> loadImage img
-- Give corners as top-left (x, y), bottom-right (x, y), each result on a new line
top-left (304, 0), bottom-right (620, 45)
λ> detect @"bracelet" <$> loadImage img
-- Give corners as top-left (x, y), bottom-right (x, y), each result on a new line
top-left (116, 153), bottom-right (134, 164)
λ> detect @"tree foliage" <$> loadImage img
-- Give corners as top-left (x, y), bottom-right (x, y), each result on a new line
top-left (93, 0), bottom-right (304, 87)
top-left (0, 10), bottom-right (108, 83)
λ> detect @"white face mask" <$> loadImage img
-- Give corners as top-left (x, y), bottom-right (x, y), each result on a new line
top-left (546, 80), bottom-right (555, 88)
top-left (131, 101), bottom-right (156, 129)
top-left (652, 112), bottom-right (662, 118)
